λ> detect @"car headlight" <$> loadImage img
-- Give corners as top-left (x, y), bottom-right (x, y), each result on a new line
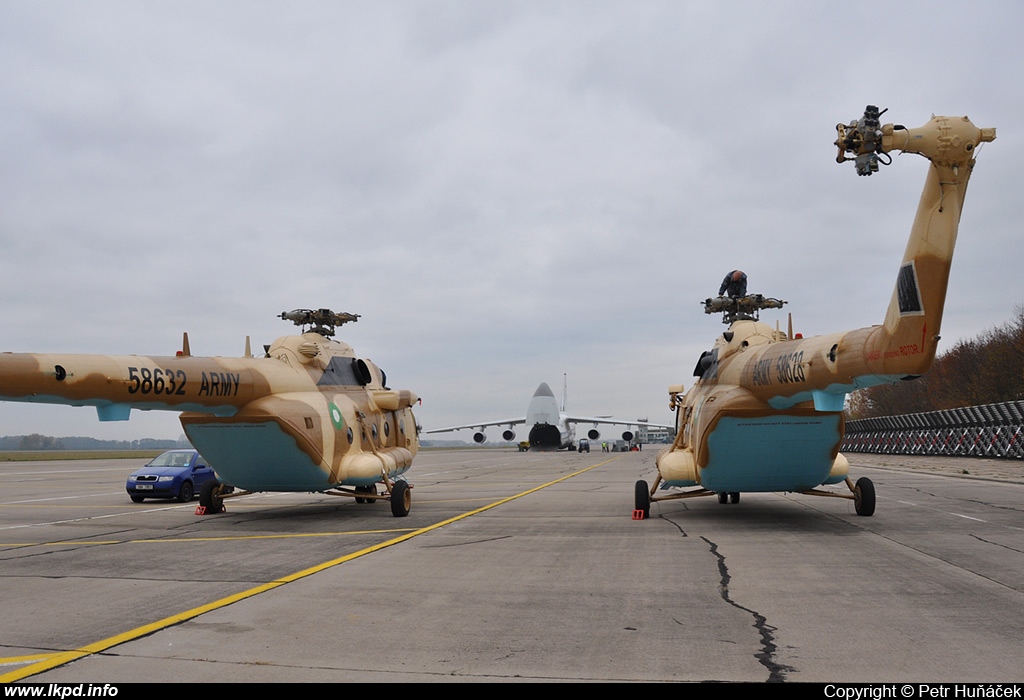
top-left (127, 475), bottom-right (137, 481)
top-left (158, 476), bottom-right (176, 482)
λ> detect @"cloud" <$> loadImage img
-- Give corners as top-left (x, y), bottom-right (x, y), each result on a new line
top-left (1, 1), bottom-right (1021, 440)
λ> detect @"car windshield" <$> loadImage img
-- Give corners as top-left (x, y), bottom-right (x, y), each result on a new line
top-left (149, 452), bottom-right (192, 467)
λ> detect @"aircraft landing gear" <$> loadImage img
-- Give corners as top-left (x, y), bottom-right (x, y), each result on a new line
top-left (354, 485), bottom-right (375, 504)
top-left (633, 480), bottom-right (650, 520)
top-left (730, 492), bottom-right (740, 504)
top-left (390, 480), bottom-right (411, 517)
top-left (718, 492), bottom-right (728, 504)
top-left (853, 477), bottom-right (875, 516)
top-left (198, 480), bottom-right (226, 515)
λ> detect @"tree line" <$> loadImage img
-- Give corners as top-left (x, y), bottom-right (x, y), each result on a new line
top-left (847, 304), bottom-right (1024, 419)
top-left (0, 435), bottom-right (189, 451)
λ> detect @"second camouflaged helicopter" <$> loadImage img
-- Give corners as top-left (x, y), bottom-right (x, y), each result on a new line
top-left (635, 106), bottom-right (996, 519)
top-left (0, 308), bottom-right (421, 516)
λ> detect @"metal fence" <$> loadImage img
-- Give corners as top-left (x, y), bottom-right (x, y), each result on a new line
top-left (842, 400), bottom-right (1024, 459)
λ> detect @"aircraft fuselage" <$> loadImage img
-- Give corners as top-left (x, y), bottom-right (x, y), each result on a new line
top-left (525, 382), bottom-right (574, 449)
top-left (0, 330), bottom-right (419, 492)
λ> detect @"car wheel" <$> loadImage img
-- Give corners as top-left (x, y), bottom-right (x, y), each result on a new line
top-left (177, 481), bottom-right (194, 503)
top-left (130, 495), bottom-right (145, 503)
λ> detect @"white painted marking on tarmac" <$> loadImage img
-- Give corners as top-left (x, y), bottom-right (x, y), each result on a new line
top-left (0, 493), bottom-right (263, 531)
top-left (951, 512), bottom-right (986, 522)
top-left (5, 492), bottom-right (122, 504)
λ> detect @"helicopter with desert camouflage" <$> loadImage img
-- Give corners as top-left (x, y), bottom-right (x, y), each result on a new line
top-left (0, 308), bottom-right (420, 516)
top-left (635, 106), bottom-right (996, 520)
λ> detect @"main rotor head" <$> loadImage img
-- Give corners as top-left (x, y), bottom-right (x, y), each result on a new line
top-left (703, 294), bottom-right (786, 325)
top-left (280, 308), bottom-right (360, 337)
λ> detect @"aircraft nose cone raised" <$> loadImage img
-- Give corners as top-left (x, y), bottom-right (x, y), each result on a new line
top-left (533, 383), bottom-right (554, 398)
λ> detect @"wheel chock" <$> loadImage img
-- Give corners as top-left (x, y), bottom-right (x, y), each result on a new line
top-left (632, 509), bottom-right (647, 520)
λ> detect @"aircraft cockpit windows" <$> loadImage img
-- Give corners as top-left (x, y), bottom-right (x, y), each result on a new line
top-left (693, 350), bottom-right (713, 378)
top-left (316, 357), bottom-right (370, 387)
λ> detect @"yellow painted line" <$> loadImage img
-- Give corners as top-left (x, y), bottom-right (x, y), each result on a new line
top-left (0, 455), bottom-right (621, 682)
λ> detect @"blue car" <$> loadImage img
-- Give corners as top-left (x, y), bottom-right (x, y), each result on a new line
top-left (126, 449), bottom-right (216, 503)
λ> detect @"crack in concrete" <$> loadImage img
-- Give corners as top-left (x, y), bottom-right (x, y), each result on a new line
top-left (701, 536), bottom-right (795, 683)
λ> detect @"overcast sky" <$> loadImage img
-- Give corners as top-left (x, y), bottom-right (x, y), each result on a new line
top-left (1, 1), bottom-right (1021, 443)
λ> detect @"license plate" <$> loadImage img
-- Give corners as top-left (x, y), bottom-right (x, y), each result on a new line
top-left (137, 484), bottom-right (153, 490)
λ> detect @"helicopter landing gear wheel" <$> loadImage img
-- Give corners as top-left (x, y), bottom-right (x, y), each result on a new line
top-left (390, 480), bottom-right (411, 517)
top-left (854, 477), bottom-right (875, 516)
top-left (633, 480), bottom-right (650, 520)
top-left (354, 485), bottom-right (374, 504)
top-left (718, 492), bottom-right (728, 504)
top-left (199, 480), bottom-right (225, 514)
top-left (729, 492), bottom-right (740, 504)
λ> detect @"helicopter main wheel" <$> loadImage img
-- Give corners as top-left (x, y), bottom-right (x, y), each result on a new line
top-left (390, 480), bottom-right (411, 517)
top-left (854, 477), bottom-right (876, 516)
top-left (729, 492), bottom-right (740, 504)
top-left (634, 480), bottom-right (650, 519)
top-left (354, 485), bottom-right (374, 504)
top-left (199, 480), bottom-right (226, 514)
top-left (717, 492), bottom-right (728, 504)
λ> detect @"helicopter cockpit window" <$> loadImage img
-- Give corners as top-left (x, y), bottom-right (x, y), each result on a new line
top-left (316, 357), bottom-right (363, 387)
top-left (693, 350), bottom-right (713, 378)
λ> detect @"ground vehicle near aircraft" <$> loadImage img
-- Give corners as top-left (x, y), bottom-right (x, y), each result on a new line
top-left (424, 378), bottom-right (667, 450)
top-left (125, 448), bottom-right (215, 503)
top-left (634, 107), bottom-right (996, 519)
top-left (0, 309), bottom-right (420, 516)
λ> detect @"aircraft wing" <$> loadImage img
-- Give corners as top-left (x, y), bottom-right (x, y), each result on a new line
top-left (564, 415), bottom-right (675, 430)
top-left (422, 418), bottom-right (526, 434)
